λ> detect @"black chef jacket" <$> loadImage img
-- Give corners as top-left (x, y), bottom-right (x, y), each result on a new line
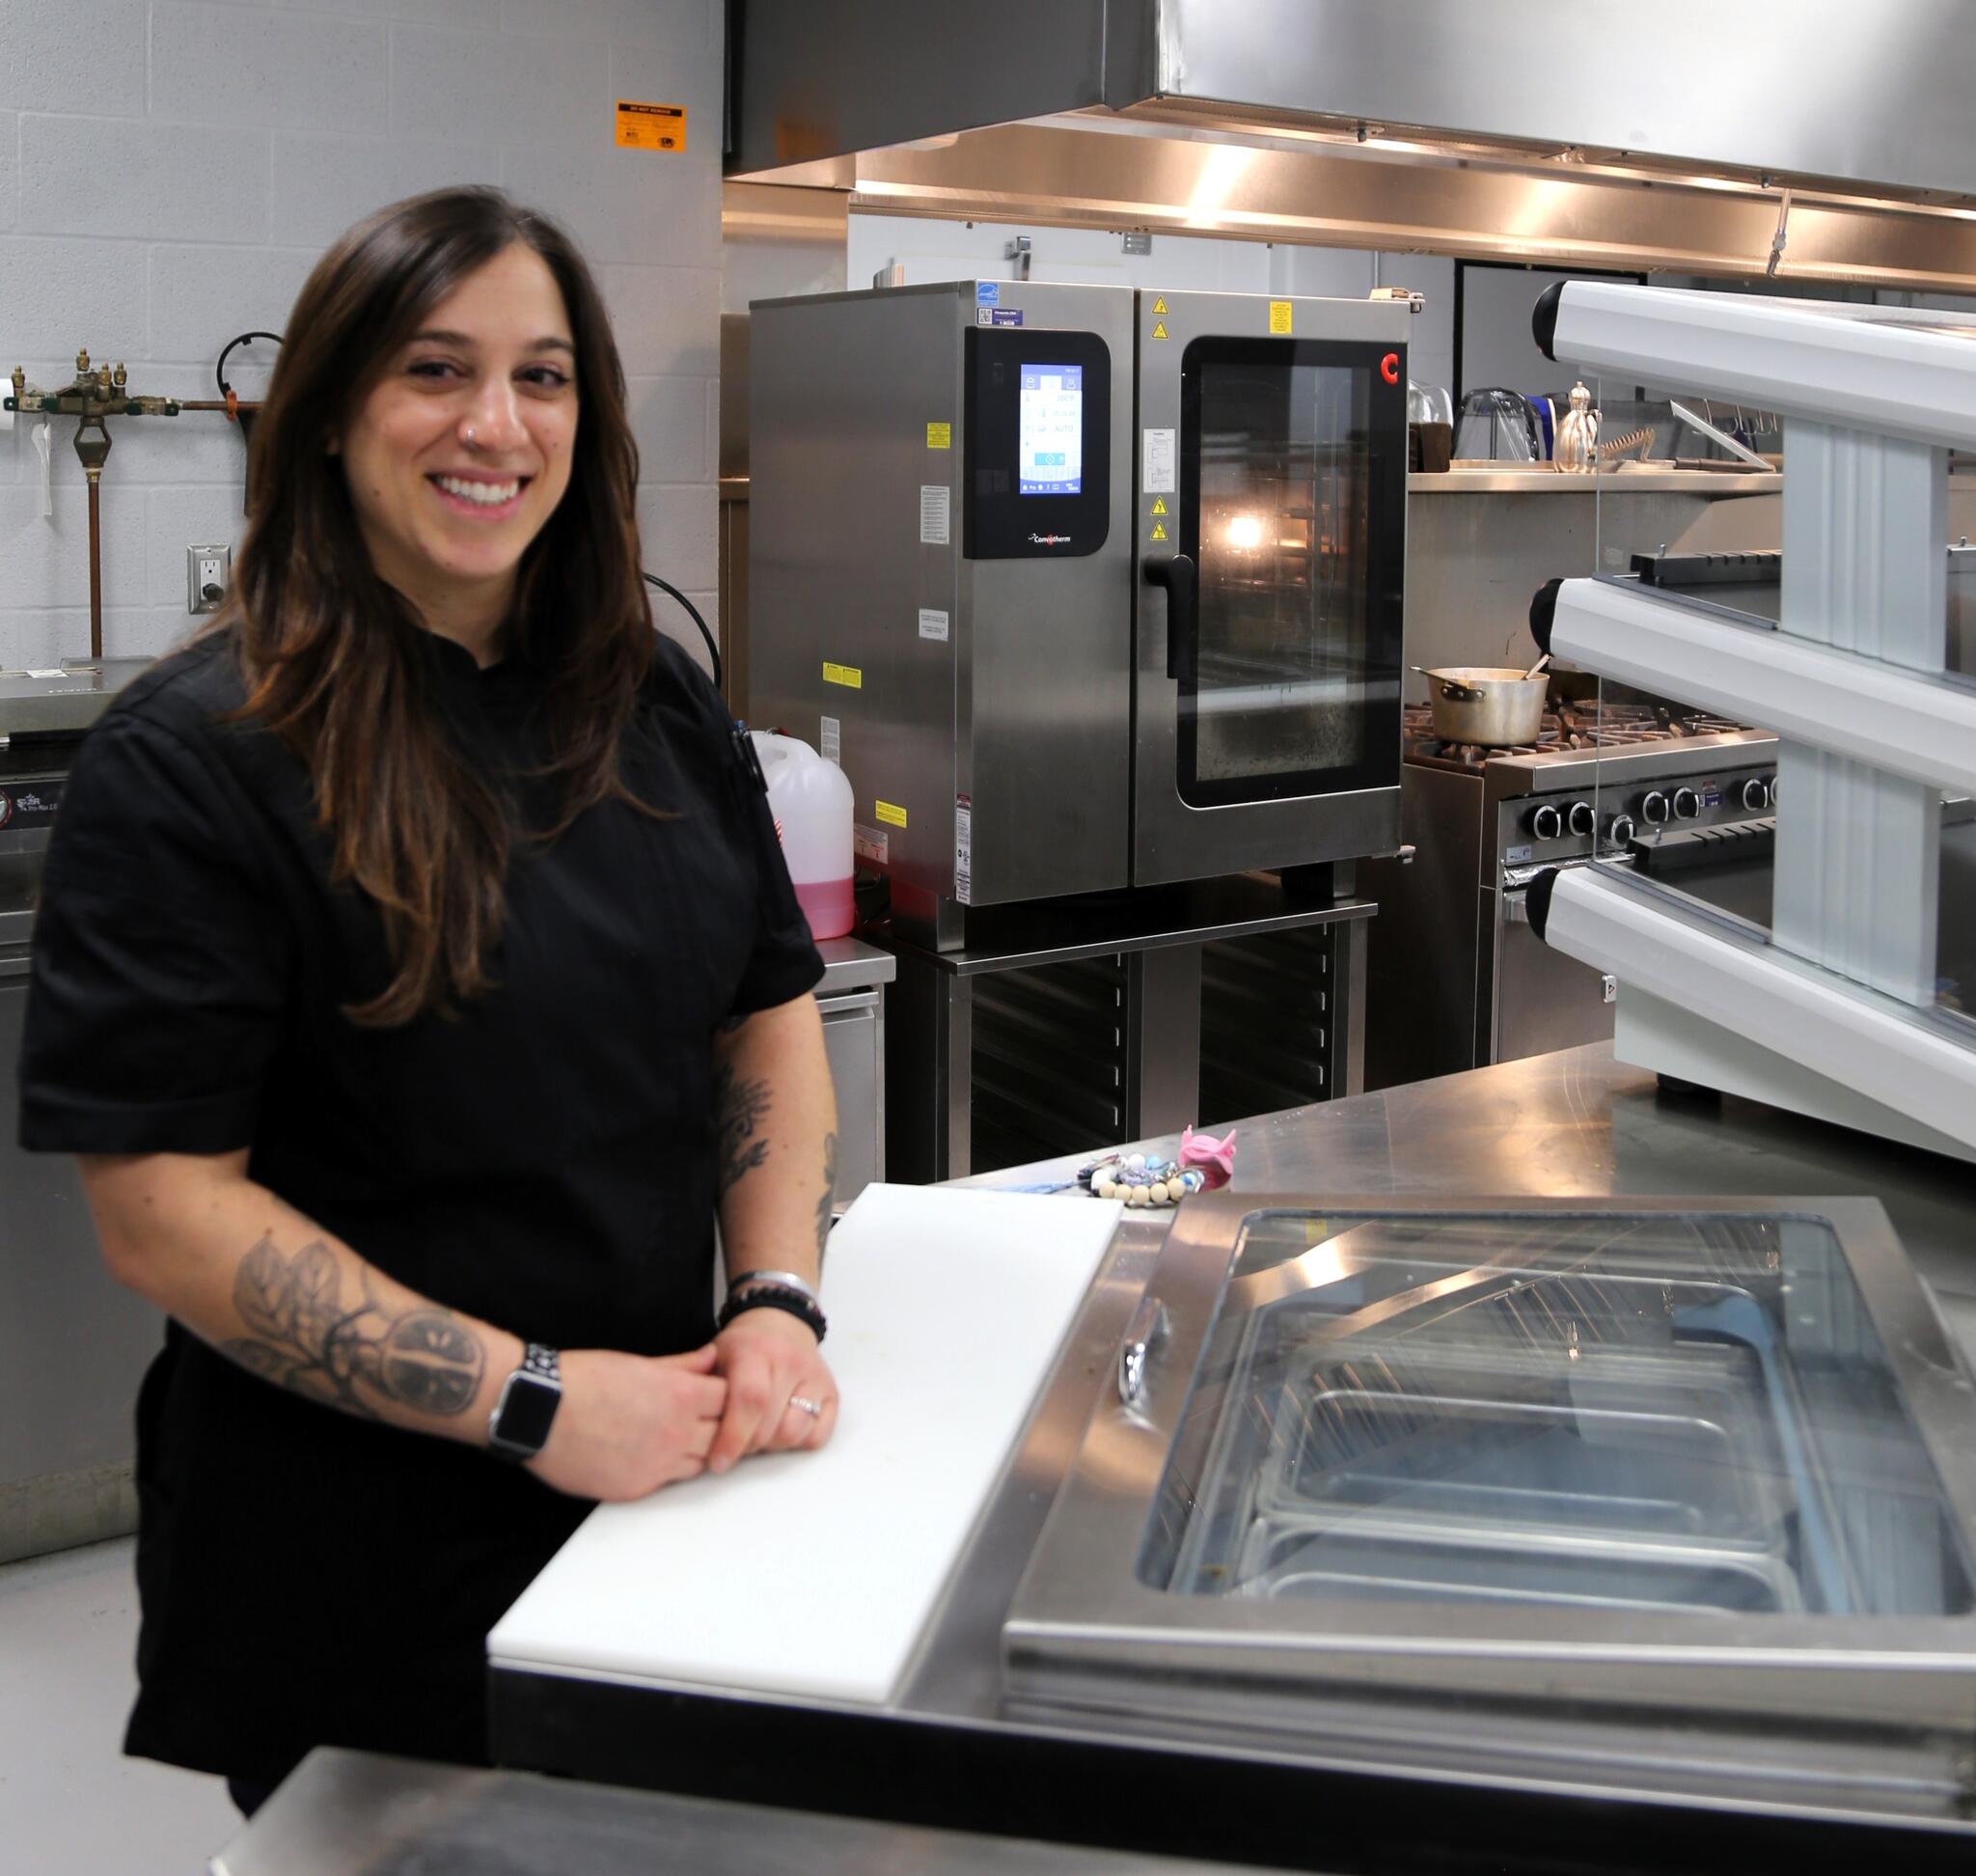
top-left (16, 626), bottom-right (824, 1783)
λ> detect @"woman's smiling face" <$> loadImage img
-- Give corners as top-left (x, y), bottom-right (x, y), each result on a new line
top-left (335, 242), bottom-right (579, 627)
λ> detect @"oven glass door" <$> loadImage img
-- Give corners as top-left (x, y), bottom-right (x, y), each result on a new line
top-left (1177, 340), bottom-right (1404, 808)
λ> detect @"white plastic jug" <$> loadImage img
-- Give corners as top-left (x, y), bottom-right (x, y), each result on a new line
top-left (750, 731), bottom-right (856, 940)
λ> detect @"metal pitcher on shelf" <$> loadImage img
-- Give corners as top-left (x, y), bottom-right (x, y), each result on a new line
top-left (1554, 379), bottom-right (1601, 474)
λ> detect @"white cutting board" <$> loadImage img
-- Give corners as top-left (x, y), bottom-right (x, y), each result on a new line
top-left (487, 1183), bottom-right (1121, 1705)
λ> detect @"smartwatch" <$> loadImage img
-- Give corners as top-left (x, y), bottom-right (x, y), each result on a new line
top-left (487, 1342), bottom-right (563, 1463)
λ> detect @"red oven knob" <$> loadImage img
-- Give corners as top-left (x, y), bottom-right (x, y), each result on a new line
top-left (1380, 352), bottom-right (1401, 385)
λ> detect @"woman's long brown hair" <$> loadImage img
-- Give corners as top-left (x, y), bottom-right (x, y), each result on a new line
top-left (209, 188), bottom-right (654, 1026)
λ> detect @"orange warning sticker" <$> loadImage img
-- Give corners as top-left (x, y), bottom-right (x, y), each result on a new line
top-left (616, 99), bottom-right (686, 152)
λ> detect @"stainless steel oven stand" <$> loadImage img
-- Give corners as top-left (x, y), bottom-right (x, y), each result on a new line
top-left (873, 873), bottom-right (1373, 1183)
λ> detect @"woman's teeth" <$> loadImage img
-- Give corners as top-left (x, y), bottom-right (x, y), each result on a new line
top-left (433, 476), bottom-right (522, 506)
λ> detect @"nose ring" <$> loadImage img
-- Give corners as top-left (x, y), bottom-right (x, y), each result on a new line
top-left (461, 424), bottom-right (478, 447)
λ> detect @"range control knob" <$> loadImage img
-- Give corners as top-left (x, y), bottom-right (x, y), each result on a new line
top-left (1528, 803), bottom-right (1564, 841)
top-left (1567, 800), bottom-right (1597, 837)
top-left (1672, 786), bottom-right (1701, 820)
top-left (1742, 776), bottom-right (1771, 812)
top-left (1606, 813), bottom-right (1636, 846)
top-left (1639, 790), bottom-right (1671, 825)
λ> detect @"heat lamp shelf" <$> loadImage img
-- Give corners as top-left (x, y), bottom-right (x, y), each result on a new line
top-left (1545, 574), bottom-right (1976, 798)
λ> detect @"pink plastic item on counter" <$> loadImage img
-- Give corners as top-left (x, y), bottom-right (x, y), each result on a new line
top-left (1177, 1125), bottom-right (1238, 1188)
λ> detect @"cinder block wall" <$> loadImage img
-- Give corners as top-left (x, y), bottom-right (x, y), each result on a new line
top-left (0, 0), bottom-right (723, 673)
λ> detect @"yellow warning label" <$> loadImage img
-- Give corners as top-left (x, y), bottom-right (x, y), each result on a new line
top-left (616, 99), bottom-right (685, 152)
top-left (1150, 497), bottom-right (1167, 515)
top-left (874, 799), bottom-right (908, 829)
top-left (1150, 522), bottom-right (1168, 541)
top-left (1268, 299), bottom-right (1293, 334)
top-left (1151, 321), bottom-right (1169, 341)
top-left (1151, 296), bottom-right (1168, 316)
top-left (822, 662), bottom-right (863, 689)
top-left (925, 422), bottom-right (951, 449)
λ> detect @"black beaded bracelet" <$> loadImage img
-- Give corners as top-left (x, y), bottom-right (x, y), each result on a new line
top-left (717, 1283), bottom-right (827, 1344)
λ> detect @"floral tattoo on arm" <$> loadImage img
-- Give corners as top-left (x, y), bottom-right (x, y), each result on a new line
top-left (222, 1235), bottom-right (483, 1420)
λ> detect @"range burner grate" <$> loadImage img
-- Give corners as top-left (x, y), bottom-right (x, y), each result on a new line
top-left (1403, 702), bottom-right (1753, 769)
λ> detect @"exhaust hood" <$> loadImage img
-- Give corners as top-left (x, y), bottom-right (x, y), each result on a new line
top-left (727, 0), bottom-right (1976, 292)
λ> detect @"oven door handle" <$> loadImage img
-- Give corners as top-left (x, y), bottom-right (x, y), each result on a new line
top-left (1144, 554), bottom-right (1197, 687)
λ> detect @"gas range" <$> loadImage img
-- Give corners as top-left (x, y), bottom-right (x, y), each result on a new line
top-left (1364, 703), bottom-right (1781, 1089)
top-left (1402, 702), bottom-right (1779, 867)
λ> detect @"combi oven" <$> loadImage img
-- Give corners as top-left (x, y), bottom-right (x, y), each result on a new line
top-left (748, 282), bottom-right (1410, 929)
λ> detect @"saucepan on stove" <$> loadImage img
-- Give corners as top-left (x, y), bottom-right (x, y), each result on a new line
top-left (1413, 666), bottom-right (1550, 746)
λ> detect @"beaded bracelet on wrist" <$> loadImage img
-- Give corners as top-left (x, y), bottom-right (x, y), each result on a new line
top-left (717, 1284), bottom-right (827, 1343)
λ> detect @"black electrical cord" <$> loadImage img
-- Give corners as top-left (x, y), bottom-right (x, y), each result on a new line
top-left (643, 571), bottom-right (721, 692)
top-left (216, 330), bottom-right (283, 401)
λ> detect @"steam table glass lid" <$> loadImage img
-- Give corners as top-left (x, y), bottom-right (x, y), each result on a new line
top-left (1146, 1210), bottom-right (1973, 1621)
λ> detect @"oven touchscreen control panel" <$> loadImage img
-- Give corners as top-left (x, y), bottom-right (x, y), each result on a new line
top-left (962, 325), bottom-right (1112, 560)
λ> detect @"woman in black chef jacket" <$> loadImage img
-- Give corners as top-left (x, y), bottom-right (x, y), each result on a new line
top-left (16, 188), bottom-right (840, 1813)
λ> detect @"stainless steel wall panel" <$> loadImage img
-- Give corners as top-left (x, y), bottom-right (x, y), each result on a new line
top-left (750, 287), bottom-right (966, 912)
top-left (959, 284), bottom-right (1136, 907)
top-left (736, 1), bottom-right (1976, 211)
top-left (749, 281), bottom-right (1135, 912)
top-left (1159, 0), bottom-right (1976, 201)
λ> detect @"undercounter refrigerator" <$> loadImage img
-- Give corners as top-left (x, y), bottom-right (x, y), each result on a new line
top-left (748, 282), bottom-right (1411, 929)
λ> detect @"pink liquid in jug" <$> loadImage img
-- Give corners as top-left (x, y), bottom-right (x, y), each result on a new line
top-left (794, 874), bottom-right (855, 942)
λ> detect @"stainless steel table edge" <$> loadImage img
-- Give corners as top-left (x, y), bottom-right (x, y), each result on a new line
top-left (487, 1047), bottom-right (1976, 1867)
top-left (487, 1203), bottom-right (1976, 1860)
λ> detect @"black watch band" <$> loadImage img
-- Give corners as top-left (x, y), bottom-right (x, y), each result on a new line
top-left (487, 1342), bottom-right (563, 1463)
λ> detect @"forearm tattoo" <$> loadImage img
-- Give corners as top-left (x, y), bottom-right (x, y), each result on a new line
top-left (815, 1131), bottom-right (838, 1255)
top-left (222, 1235), bottom-right (484, 1420)
top-left (714, 1062), bottom-right (772, 1196)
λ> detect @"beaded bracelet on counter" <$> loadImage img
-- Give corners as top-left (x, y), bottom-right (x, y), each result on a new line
top-left (997, 1125), bottom-right (1237, 1204)
top-left (1078, 1150), bottom-right (1205, 1209)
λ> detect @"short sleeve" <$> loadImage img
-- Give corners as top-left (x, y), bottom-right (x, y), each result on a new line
top-left (17, 710), bottom-right (293, 1154)
top-left (647, 634), bottom-right (825, 1019)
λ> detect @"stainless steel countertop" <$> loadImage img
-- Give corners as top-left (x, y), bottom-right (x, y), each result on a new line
top-left (489, 1043), bottom-right (1976, 1862)
top-left (815, 934), bottom-right (896, 993)
top-left (213, 1747), bottom-right (1284, 1874)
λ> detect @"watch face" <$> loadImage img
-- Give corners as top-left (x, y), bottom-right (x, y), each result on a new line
top-left (496, 1372), bottom-right (561, 1454)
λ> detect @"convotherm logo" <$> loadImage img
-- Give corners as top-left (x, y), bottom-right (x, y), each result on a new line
top-left (1028, 533), bottom-right (1073, 547)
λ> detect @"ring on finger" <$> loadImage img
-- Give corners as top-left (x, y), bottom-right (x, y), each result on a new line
top-left (787, 1394), bottom-right (824, 1419)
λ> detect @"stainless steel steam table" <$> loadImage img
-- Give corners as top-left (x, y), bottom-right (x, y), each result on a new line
top-left (490, 1043), bottom-right (1976, 1872)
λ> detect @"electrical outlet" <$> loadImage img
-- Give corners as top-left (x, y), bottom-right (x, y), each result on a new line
top-left (187, 543), bottom-right (231, 614)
